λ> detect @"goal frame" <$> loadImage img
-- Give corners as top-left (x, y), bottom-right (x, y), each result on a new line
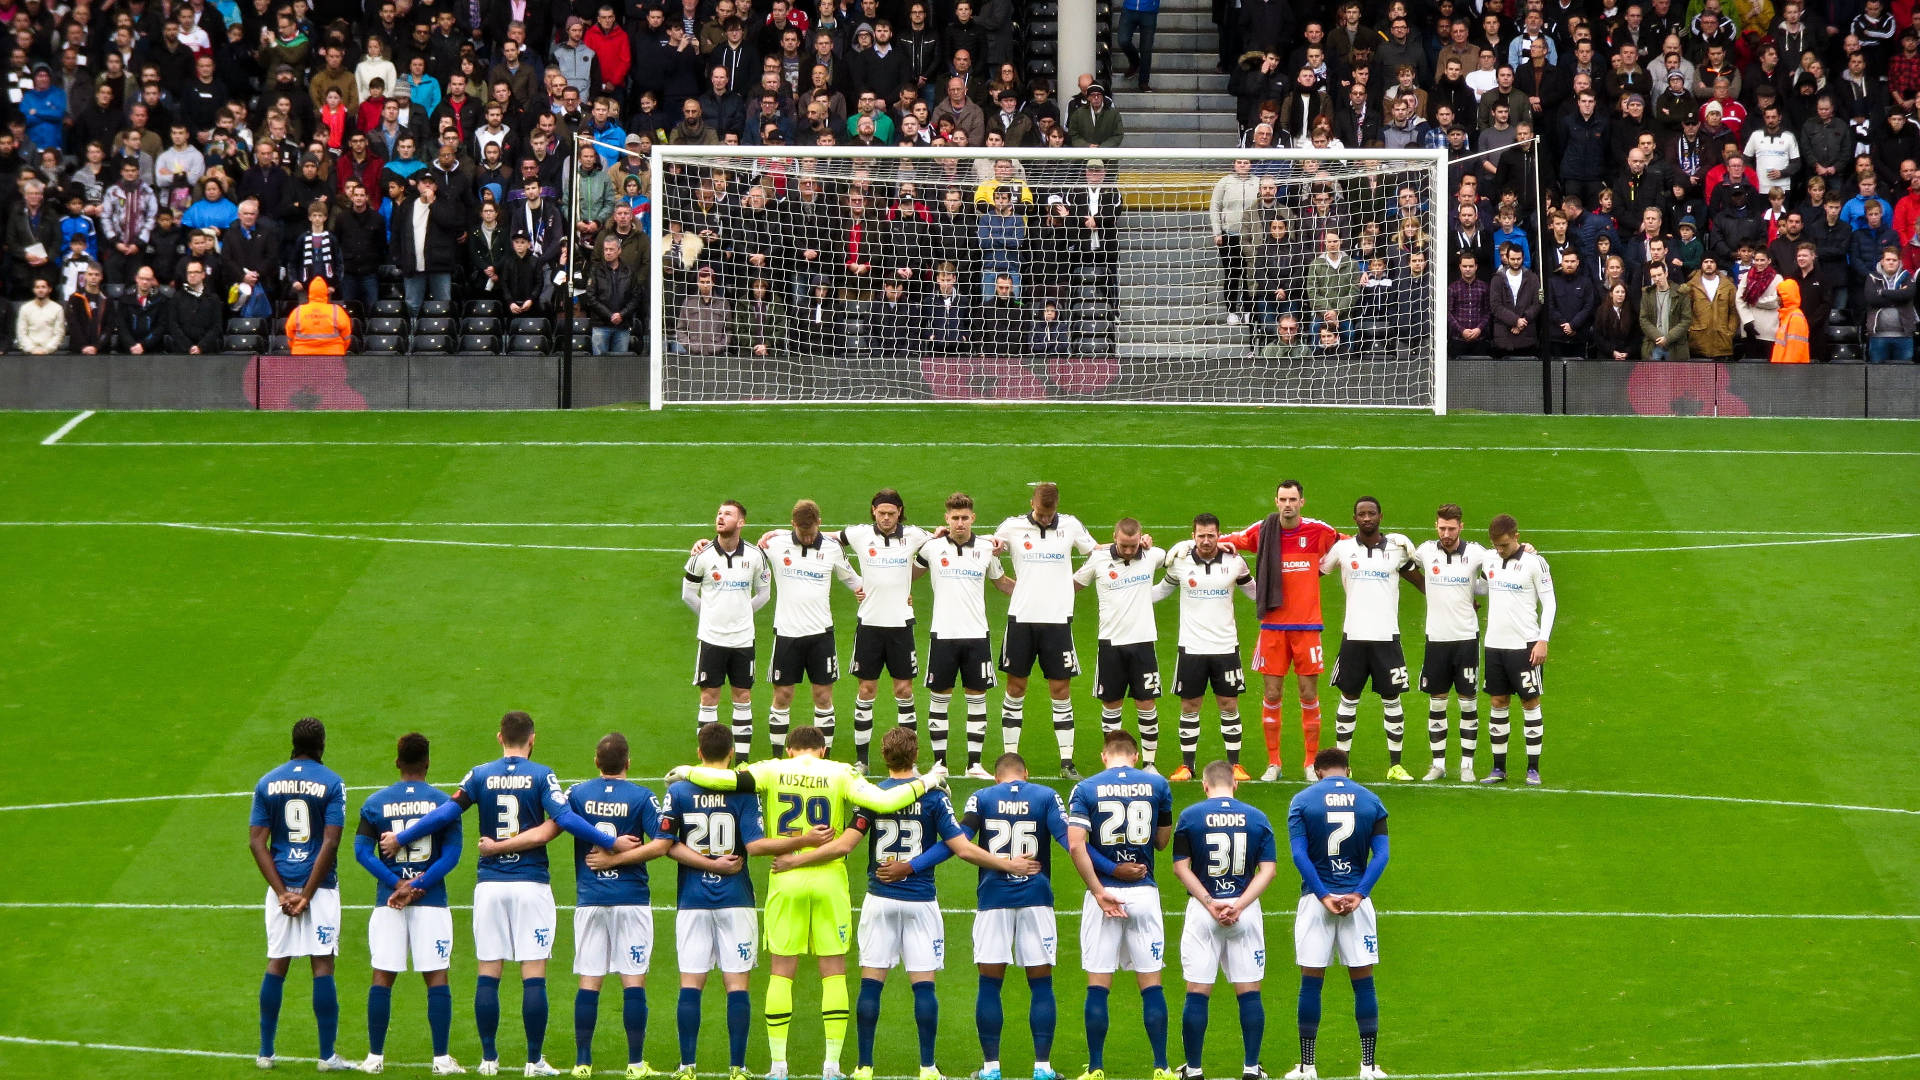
top-left (646, 145), bottom-right (1449, 413)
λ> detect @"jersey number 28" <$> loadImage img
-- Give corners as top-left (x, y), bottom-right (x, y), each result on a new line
top-left (1096, 799), bottom-right (1154, 846)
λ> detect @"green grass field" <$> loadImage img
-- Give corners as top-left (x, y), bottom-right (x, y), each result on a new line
top-left (1, 407), bottom-right (1916, 1080)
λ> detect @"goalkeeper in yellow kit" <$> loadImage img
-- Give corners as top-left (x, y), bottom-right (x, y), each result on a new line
top-left (668, 725), bottom-right (948, 1080)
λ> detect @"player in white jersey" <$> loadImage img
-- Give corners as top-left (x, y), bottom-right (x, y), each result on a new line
top-left (839, 490), bottom-right (933, 772)
top-left (1413, 504), bottom-right (1489, 782)
top-left (917, 492), bottom-right (1016, 777)
top-left (761, 499), bottom-right (864, 754)
top-left (1074, 518), bottom-right (1168, 772)
top-left (684, 500), bottom-right (773, 761)
top-left (1320, 497), bottom-right (1425, 782)
top-left (1477, 514), bottom-right (1557, 786)
top-left (1151, 514), bottom-right (1257, 782)
top-left (993, 482), bottom-right (1097, 778)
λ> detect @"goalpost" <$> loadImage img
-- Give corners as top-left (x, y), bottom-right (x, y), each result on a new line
top-left (646, 146), bottom-right (1448, 412)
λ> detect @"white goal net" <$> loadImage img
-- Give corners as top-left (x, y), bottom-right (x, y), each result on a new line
top-left (646, 147), bottom-right (1446, 411)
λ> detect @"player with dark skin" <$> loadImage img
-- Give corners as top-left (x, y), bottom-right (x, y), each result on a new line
top-left (1349, 498), bottom-right (1427, 594)
top-left (368, 743), bottom-right (448, 997)
top-left (249, 723), bottom-right (343, 984)
top-left (1297, 755), bottom-right (1368, 986)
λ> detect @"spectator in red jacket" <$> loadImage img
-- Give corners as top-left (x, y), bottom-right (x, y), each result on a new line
top-left (584, 5), bottom-right (632, 97)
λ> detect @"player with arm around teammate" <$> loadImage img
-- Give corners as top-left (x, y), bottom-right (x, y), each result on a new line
top-left (684, 500), bottom-right (773, 761)
top-left (478, 733), bottom-right (674, 1079)
top-left (840, 489), bottom-right (934, 772)
top-left (917, 491), bottom-right (1018, 777)
top-left (1284, 748), bottom-right (1390, 1080)
top-left (1074, 517), bottom-right (1167, 771)
top-left (1220, 481), bottom-right (1344, 782)
top-left (762, 500), bottom-right (866, 754)
top-left (1414, 504), bottom-right (1488, 782)
top-left (382, 711), bottom-right (621, 1077)
top-left (665, 727), bottom-right (949, 1080)
top-left (1477, 514), bottom-right (1556, 786)
top-left (849, 727), bottom-right (1040, 1080)
top-left (1151, 514), bottom-right (1258, 782)
top-left (249, 716), bottom-right (350, 1071)
top-left (595, 723), bottom-right (830, 1080)
top-left (354, 732), bottom-right (467, 1075)
top-left (1170, 761), bottom-right (1280, 1080)
top-left (993, 482), bottom-right (1098, 778)
top-left (1066, 729), bottom-right (1178, 1080)
top-left (1320, 497), bottom-right (1426, 781)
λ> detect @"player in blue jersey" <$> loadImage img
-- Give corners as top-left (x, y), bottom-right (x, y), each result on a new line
top-left (1067, 729), bottom-right (1176, 1080)
top-left (1283, 749), bottom-right (1390, 1080)
top-left (844, 728), bottom-right (1036, 1080)
top-left (383, 711), bottom-right (619, 1078)
top-left (353, 732), bottom-right (467, 1076)
top-left (1170, 762), bottom-right (1280, 1080)
top-left (247, 717), bottom-right (350, 1072)
top-left (483, 733), bottom-right (673, 1079)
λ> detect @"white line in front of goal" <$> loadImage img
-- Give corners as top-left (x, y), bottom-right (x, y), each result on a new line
top-left (152, 522), bottom-right (688, 554)
top-left (0, 1035), bottom-right (1913, 1080)
top-left (37, 410), bottom-right (93, 445)
top-left (3, 902), bottom-right (1914, 922)
top-left (0, 522), bottom-right (1901, 538)
top-left (43, 438), bottom-right (1920, 456)
top-left (2, 780), bottom-right (1916, 818)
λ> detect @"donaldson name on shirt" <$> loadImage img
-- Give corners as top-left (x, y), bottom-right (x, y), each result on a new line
top-left (267, 779), bottom-right (332, 798)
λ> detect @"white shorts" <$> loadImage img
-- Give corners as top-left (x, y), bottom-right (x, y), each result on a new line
top-left (472, 880), bottom-right (558, 963)
top-left (368, 903), bottom-right (455, 973)
top-left (1078, 885), bottom-right (1166, 974)
top-left (265, 887), bottom-right (342, 959)
top-left (574, 904), bottom-right (655, 977)
top-left (857, 894), bottom-right (946, 972)
top-left (972, 905), bottom-right (1058, 968)
top-left (1293, 893), bottom-right (1379, 969)
top-left (676, 907), bottom-right (759, 974)
top-left (1179, 896), bottom-right (1266, 985)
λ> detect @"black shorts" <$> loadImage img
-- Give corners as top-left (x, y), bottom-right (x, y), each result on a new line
top-left (1419, 638), bottom-right (1480, 698)
top-left (999, 617), bottom-right (1080, 680)
top-left (770, 631), bottom-right (839, 686)
top-left (1173, 648), bottom-right (1246, 699)
top-left (926, 634), bottom-right (997, 692)
top-left (1483, 645), bottom-right (1543, 699)
top-left (1330, 637), bottom-right (1411, 699)
top-left (693, 641), bottom-right (755, 689)
top-left (1094, 641), bottom-right (1162, 701)
top-left (851, 621), bottom-right (918, 681)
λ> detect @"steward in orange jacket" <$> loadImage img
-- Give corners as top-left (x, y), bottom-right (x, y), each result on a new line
top-left (286, 277), bottom-right (350, 355)
top-left (1770, 277), bottom-right (1810, 364)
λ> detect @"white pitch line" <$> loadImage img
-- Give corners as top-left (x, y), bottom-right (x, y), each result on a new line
top-left (2, 780), bottom-right (1916, 817)
top-left (37, 410), bottom-right (93, 445)
top-left (1550, 532), bottom-right (1919, 555)
top-left (3, 902), bottom-right (1913, 922)
top-left (154, 522), bottom-right (687, 555)
top-left (45, 438), bottom-right (1920, 456)
top-left (1, 1033), bottom-right (1916, 1079)
top-left (0, 522), bottom-right (1903, 538)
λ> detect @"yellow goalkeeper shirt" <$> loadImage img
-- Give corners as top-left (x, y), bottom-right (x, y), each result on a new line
top-left (687, 754), bottom-right (928, 890)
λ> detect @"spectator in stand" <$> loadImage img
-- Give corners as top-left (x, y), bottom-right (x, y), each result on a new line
top-left (100, 159), bottom-right (159, 286)
top-left (168, 258), bottom-right (225, 354)
top-left (67, 263), bottom-right (111, 354)
top-left (1305, 229), bottom-right (1359, 329)
top-left (390, 174), bottom-right (463, 313)
top-left (1067, 83), bottom-right (1123, 147)
top-left (1117, 0), bottom-right (1160, 93)
top-left (6, 178), bottom-right (62, 296)
top-left (14, 276), bottom-right (64, 354)
top-left (976, 184), bottom-right (1025, 295)
top-left (331, 183), bottom-right (387, 310)
top-left (1736, 247), bottom-right (1784, 361)
top-left (1687, 254), bottom-right (1739, 361)
top-left (674, 263), bottom-right (731, 355)
top-left (583, 233), bottom-right (642, 355)
top-left (1489, 241), bottom-right (1542, 356)
top-left (735, 274), bottom-right (790, 359)
top-left (1544, 249), bottom-right (1595, 357)
top-left (112, 265), bottom-right (169, 354)
top-left (1638, 261), bottom-right (1691, 360)
top-left (294, 201), bottom-right (341, 290)
top-left (1591, 280), bottom-right (1640, 359)
top-left (1447, 251), bottom-right (1491, 355)
top-left (1863, 245), bottom-right (1919, 362)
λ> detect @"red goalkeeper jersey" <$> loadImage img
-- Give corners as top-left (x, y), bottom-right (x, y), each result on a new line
top-left (1222, 516), bottom-right (1343, 630)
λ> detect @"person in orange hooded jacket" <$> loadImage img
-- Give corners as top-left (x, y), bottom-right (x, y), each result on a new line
top-left (1770, 276), bottom-right (1810, 364)
top-left (285, 277), bottom-right (351, 355)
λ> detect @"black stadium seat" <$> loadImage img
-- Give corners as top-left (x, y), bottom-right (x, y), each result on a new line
top-left (368, 316), bottom-right (409, 336)
top-left (268, 335), bottom-right (290, 352)
top-left (459, 334), bottom-right (500, 354)
top-left (461, 316), bottom-right (502, 336)
top-left (362, 334), bottom-right (406, 354)
top-left (410, 334), bottom-right (452, 354)
top-left (414, 316), bottom-right (455, 335)
top-left (420, 300), bottom-right (455, 318)
top-left (373, 299), bottom-right (406, 318)
top-left (464, 298), bottom-right (503, 318)
top-left (226, 317), bottom-right (266, 335)
top-left (509, 317), bottom-right (551, 336)
top-left (223, 333), bottom-right (266, 354)
top-left (506, 333), bottom-right (549, 354)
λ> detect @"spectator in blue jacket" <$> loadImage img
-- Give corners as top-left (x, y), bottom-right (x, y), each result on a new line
top-left (20, 66), bottom-right (66, 153)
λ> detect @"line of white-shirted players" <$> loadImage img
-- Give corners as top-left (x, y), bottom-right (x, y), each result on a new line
top-left (680, 482), bottom-right (1557, 788)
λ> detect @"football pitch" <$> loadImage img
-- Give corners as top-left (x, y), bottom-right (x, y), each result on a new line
top-left (2, 406), bottom-right (1917, 1080)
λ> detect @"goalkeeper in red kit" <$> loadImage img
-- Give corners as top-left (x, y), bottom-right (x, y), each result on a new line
top-left (1221, 480), bottom-right (1343, 782)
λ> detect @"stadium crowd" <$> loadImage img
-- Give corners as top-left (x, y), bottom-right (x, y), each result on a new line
top-left (0, 0), bottom-right (1913, 363)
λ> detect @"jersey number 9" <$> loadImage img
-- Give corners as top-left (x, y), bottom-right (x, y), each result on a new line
top-left (284, 800), bottom-right (311, 844)
top-left (776, 793), bottom-right (832, 836)
top-left (1095, 799), bottom-right (1154, 847)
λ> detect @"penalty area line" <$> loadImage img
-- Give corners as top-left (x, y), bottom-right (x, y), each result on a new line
top-left (1, 1034), bottom-right (1916, 1078)
top-left (37, 410), bottom-right (92, 445)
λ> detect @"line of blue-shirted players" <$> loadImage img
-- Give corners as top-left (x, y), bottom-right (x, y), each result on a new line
top-left (249, 712), bottom-right (1389, 1080)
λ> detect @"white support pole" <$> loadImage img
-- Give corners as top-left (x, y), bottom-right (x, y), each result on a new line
top-left (1060, 0), bottom-right (1097, 101)
top-left (1431, 152), bottom-right (1450, 417)
top-left (648, 147), bottom-right (666, 411)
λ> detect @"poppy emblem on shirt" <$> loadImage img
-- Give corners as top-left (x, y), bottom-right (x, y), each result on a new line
top-left (868, 548), bottom-right (877, 557)
top-left (1430, 565), bottom-right (1440, 574)
top-left (783, 557), bottom-right (792, 566)
top-left (1188, 578), bottom-right (1197, 587)
top-left (1351, 560), bottom-right (1359, 570)
top-left (1023, 540), bottom-right (1032, 549)
top-left (712, 571), bottom-right (722, 580)
top-left (941, 558), bottom-right (950, 566)
top-left (1108, 570), bottom-right (1118, 579)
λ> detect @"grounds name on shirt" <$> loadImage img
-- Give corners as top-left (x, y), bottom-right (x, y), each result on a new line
top-left (380, 799), bottom-right (440, 819)
top-left (582, 799), bottom-right (632, 818)
top-left (1324, 792), bottom-right (1357, 808)
top-left (267, 779), bottom-right (331, 798)
top-left (1204, 811), bottom-right (1249, 828)
top-left (486, 774), bottom-right (535, 790)
top-left (1095, 781), bottom-right (1157, 798)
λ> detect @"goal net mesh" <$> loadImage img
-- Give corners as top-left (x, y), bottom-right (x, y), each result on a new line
top-left (650, 149), bottom-right (1441, 408)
